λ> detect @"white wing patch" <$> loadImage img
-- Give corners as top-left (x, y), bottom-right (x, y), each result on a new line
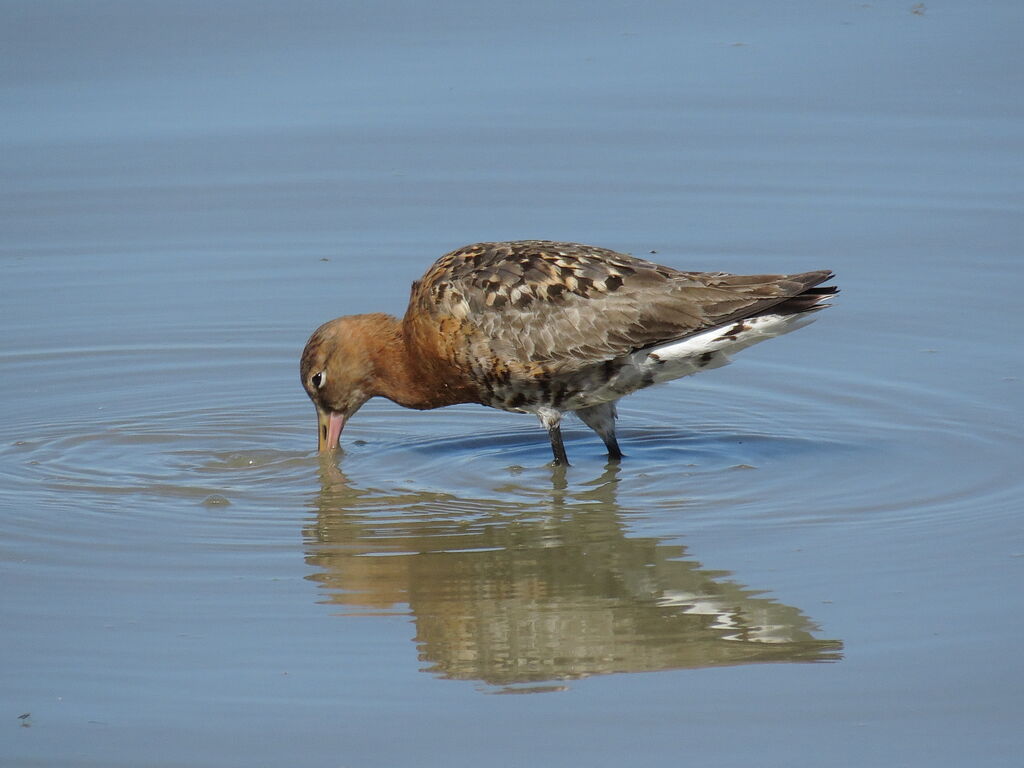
top-left (543, 311), bottom-right (821, 412)
top-left (637, 311), bottom-right (820, 385)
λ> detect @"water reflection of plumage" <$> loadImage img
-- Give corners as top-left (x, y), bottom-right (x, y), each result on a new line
top-left (306, 465), bottom-right (841, 687)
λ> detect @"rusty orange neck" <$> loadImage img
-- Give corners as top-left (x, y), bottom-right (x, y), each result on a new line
top-left (356, 314), bottom-right (475, 410)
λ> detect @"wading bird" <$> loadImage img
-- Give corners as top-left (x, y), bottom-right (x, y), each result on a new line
top-left (301, 240), bottom-right (836, 465)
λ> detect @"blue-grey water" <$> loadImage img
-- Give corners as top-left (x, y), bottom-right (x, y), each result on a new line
top-left (3, 2), bottom-right (1023, 766)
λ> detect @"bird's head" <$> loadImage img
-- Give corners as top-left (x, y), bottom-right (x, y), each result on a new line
top-left (300, 315), bottom-right (381, 453)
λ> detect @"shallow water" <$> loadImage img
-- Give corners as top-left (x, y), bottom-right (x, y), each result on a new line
top-left (3, 2), bottom-right (1023, 766)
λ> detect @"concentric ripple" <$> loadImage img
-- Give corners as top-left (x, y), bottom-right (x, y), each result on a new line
top-left (3, 333), bottom-right (1019, 541)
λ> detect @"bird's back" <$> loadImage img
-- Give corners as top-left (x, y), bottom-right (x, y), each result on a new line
top-left (404, 240), bottom-right (834, 414)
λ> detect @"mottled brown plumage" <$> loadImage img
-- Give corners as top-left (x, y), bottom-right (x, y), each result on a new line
top-left (301, 240), bottom-right (836, 464)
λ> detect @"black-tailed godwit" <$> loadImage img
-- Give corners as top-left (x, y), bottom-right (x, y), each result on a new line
top-left (301, 240), bottom-right (836, 464)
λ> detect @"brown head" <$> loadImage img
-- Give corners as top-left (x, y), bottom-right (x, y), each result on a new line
top-left (299, 313), bottom-right (401, 452)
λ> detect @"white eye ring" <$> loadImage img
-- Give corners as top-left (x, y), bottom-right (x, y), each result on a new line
top-left (311, 371), bottom-right (326, 389)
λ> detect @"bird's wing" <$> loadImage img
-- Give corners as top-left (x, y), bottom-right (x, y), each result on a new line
top-left (409, 241), bottom-right (832, 371)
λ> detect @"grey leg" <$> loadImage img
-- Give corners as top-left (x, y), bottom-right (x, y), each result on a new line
top-left (547, 423), bottom-right (570, 466)
top-left (537, 407), bottom-right (570, 466)
top-left (576, 402), bottom-right (623, 461)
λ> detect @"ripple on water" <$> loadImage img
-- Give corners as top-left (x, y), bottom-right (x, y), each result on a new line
top-left (1, 341), bottom-right (1019, 545)
top-left (0, 403), bottom-right (318, 560)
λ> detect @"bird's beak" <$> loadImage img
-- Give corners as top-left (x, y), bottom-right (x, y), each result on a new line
top-left (316, 408), bottom-right (346, 453)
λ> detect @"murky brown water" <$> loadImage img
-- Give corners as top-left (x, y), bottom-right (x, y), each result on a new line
top-left (3, 2), bottom-right (1023, 766)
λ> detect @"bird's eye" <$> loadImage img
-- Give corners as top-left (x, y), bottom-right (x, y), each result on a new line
top-left (311, 371), bottom-right (326, 389)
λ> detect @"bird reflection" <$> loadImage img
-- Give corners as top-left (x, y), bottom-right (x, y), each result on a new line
top-left (305, 461), bottom-right (841, 688)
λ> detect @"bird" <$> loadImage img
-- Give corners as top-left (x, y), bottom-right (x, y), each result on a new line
top-left (300, 240), bottom-right (837, 465)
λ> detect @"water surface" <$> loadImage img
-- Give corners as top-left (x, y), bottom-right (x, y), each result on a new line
top-left (3, 2), bottom-right (1023, 766)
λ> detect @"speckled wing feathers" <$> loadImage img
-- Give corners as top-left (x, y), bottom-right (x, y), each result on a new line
top-left (408, 241), bottom-right (831, 372)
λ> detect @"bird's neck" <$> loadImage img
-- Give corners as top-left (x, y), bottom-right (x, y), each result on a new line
top-left (362, 314), bottom-right (472, 410)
